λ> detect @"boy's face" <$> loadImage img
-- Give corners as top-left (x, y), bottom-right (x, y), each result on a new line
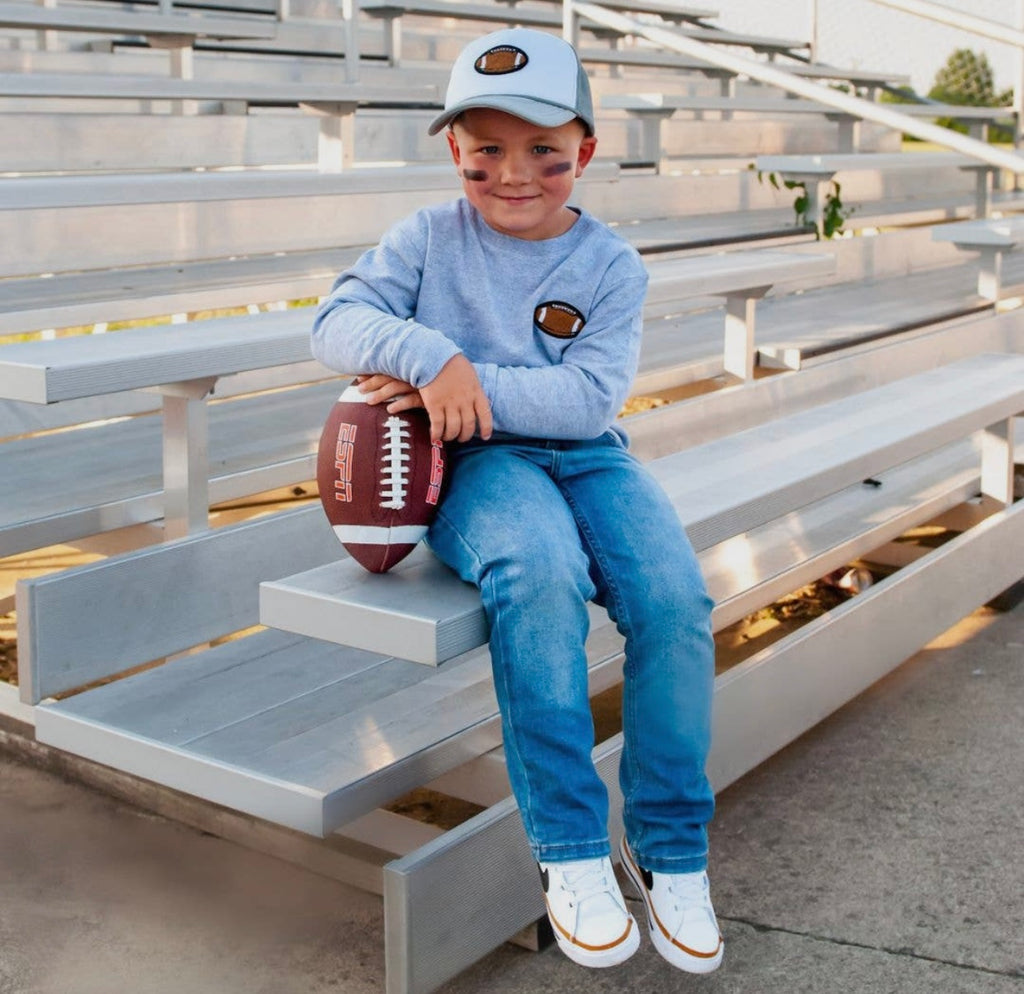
top-left (447, 108), bottom-right (597, 241)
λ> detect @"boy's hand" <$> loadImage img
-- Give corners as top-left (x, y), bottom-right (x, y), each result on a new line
top-left (355, 374), bottom-right (421, 408)
top-left (356, 358), bottom-right (492, 442)
top-left (421, 355), bottom-right (493, 443)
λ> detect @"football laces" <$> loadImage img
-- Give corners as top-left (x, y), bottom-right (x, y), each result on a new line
top-left (380, 416), bottom-right (412, 509)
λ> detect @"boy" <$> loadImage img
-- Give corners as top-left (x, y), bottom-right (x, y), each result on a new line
top-left (311, 27), bottom-right (723, 974)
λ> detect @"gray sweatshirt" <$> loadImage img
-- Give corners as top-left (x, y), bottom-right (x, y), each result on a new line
top-left (311, 198), bottom-right (648, 441)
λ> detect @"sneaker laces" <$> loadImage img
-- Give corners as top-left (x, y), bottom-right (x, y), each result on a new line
top-left (663, 872), bottom-right (714, 927)
top-left (559, 862), bottom-right (620, 909)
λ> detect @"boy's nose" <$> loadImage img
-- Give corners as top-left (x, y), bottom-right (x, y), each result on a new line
top-left (500, 154), bottom-right (531, 185)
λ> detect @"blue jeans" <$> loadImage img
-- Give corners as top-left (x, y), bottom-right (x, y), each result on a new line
top-left (426, 431), bottom-right (715, 873)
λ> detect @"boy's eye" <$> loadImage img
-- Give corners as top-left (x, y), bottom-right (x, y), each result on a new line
top-left (478, 145), bottom-right (500, 155)
top-left (533, 145), bottom-right (554, 154)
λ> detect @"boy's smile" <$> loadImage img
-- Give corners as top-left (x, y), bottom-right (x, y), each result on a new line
top-left (447, 108), bottom-right (597, 241)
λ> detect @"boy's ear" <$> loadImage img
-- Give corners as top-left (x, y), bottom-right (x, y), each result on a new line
top-left (446, 129), bottom-right (462, 167)
top-left (575, 136), bottom-right (597, 177)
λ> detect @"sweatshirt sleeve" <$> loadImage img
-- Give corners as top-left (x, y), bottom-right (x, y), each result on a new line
top-left (310, 214), bottom-right (462, 388)
top-left (472, 271), bottom-right (648, 439)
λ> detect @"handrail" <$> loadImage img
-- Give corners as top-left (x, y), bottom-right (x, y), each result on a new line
top-left (865, 0), bottom-right (1024, 50)
top-left (567, 0), bottom-right (1024, 174)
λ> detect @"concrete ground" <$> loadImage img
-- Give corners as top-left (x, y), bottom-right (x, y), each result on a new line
top-left (1, 598), bottom-right (1022, 994)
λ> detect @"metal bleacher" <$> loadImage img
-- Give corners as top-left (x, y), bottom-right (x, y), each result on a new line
top-left (2, 2), bottom-right (1023, 993)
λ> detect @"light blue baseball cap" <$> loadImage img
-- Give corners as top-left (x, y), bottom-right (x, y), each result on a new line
top-left (428, 28), bottom-right (595, 136)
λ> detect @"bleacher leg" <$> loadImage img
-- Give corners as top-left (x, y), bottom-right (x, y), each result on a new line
top-left (159, 378), bottom-right (217, 540)
top-left (980, 417), bottom-right (1017, 505)
top-left (638, 110), bottom-right (672, 173)
top-left (723, 290), bottom-right (766, 381)
top-left (834, 115), bottom-right (860, 153)
top-left (977, 245), bottom-right (1003, 301)
top-left (314, 107), bottom-right (357, 172)
top-left (342, 0), bottom-right (359, 82)
top-left (974, 166), bottom-right (994, 218)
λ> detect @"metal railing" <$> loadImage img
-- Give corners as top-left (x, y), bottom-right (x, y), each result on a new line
top-left (866, 0), bottom-right (1024, 49)
top-left (565, 0), bottom-right (1024, 175)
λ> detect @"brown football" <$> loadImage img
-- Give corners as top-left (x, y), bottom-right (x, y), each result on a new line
top-left (534, 301), bottom-right (585, 339)
top-left (475, 45), bottom-right (528, 74)
top-left (317, 385), bottom-right (446, 573)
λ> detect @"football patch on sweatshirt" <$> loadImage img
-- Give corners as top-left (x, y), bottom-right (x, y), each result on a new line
top-left (534, 301), bottom-right (585, 339)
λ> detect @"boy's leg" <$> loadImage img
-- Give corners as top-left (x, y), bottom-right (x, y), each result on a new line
top-left (555, 438), bottom-right (716, 874)
top-left (426, 442), bottom-right (612, 862)
top-left (558, 437), bottom-right (723, 973)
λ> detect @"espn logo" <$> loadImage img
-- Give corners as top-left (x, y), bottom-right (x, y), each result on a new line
top-left (333, 423), bottom-right (357, 502)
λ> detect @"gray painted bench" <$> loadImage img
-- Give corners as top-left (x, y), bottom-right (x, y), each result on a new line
top-left (0, 164), bottom-right (632, 336)
top-left (756, 151), bottom-right (1004, 231)
top-left (0, 71), bottom-right (441, 170)
top-left (357, 0), bottom-right (760, 67)
top-left (0, 246), bottom-right (832, 559)
top-left (19, 349), bottom-right (1024, 994)
top-left (0, 308), bottom-right (327, 544)
top-left (261, 352), bottom-right (1024, 663)
top-left (2, 242), bottom-right (996, 564)
top-left (606, 93), bottom-right (1016, 167)
top-left (0, 2), bottom-right (278, 40)
top-left (362, 0), bottom-right (807, 68)
top-left (577, 45), bottom-right (910, 94)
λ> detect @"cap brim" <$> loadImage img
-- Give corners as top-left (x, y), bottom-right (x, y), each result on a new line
top-left (427, 95), bottom-right (577, 135)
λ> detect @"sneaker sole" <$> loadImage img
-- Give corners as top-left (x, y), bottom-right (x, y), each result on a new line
top-left (545, 902), bottom-right (640, 969)
top-left (619, 838), bottom-right (724, 974)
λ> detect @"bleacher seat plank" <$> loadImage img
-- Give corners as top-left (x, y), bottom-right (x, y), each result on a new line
top-left (0, 377), bottom-right (340, 558)
top-left (0, 249), bottom-right (358, 337)
top-left (642, 249), bottom-right (832, 307)
top-left (0, 308), bottom-right (316, 403)
top-left (631, 257), bottom-right (1002, 394)
top-left (627, 306), bottom-right (1024, 462)
top-left (0, 112), bottom-right (320, 174)
top-left (605, 93), bottom-right (1014, 159)
top-left (522, 0), bottom-right (717, 22)
top-left (756, 150), bottom-right (985, 175)
top-left (703, 438), bottom-right (989, 629)
top-left (0, 71), bottom-right (439, 107)
top-left (577, 46), bottom-right (911, 89)
top-left (0, 2), bottom-right (277, 38)
top-left (604, 93), bottom-right (1013, 120)
top-left (107, 0), bottom-right (279, 14)
top-left (260, 352), bottom-right (1024, 664)
top-left (0, 359), bottom-right (331, 440)
top-left (0, 162), bottom-right (621, 212)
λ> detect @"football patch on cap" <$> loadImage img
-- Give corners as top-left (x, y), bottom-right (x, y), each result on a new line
top-left (475, 45), bottom-right (529, 75)
top-left (534, 301), bottom-right (585, 339)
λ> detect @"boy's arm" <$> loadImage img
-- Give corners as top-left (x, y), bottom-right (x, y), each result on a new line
top-left (311, 217), bottom-right (462, 391)
top-left (357, 356), bottom-right (493, 443)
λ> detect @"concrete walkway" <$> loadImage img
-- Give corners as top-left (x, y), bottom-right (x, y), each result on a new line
top-left (1, 597), bottom-right (1021, 994)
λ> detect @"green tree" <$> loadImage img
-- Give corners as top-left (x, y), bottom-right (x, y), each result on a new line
top-left (929, 48), bottom-right (997, 106)
top-left (928, 49), bottom-right (1012, 140)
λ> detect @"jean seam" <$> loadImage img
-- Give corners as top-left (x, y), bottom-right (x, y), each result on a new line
top-left (559, 482), bottom-right (646, 852)
top-left (432, 507), bottom-right (542, 848)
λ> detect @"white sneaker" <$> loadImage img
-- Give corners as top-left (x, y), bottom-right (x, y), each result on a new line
top-left (619, 837), bottom-right (724, 974)
top-left (538, 856), bottom-right (640, 968)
